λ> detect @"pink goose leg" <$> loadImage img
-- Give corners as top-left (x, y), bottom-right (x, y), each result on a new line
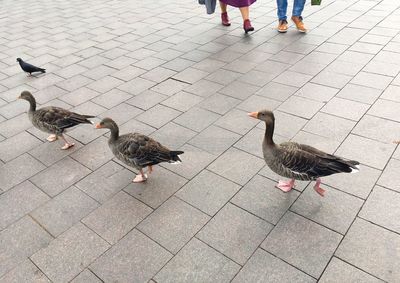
top-left (314, 178), bottom-right (325, 197)
top-left (276, 179), bottom-right (295, 192)
top-left (133, 169), bottom-right (147, 183)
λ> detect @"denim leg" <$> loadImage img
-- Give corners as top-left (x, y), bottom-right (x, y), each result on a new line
top-left (276, 0), bottom-right (288, 20)
top-left (292, 0), bottom-right (306, 17)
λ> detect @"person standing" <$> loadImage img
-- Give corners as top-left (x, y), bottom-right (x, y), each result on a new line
top-left (219, 0), bottom-right (256, 33)
top-left (276, 0), bottom-right (307, 33)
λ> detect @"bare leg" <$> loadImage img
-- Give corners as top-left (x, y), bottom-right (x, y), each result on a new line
top-left (239, 6), bottom-right (249, 20)
top-left (314, 178), bottom-right (325, 197)
top-left (46, 134), bottom-right (58, 142)
top-left (147, 165), bottom-right (153, 174)
top-left (276, 179), bottom-right (295, 192)
top-left (60, 134), bottom-right (75, 150)
top-left (394, 140), bottom-right (400, 144)
top-left (219, 1), bottom-right (227, 13)
top-left (133, 169), bottom-right (148, 183)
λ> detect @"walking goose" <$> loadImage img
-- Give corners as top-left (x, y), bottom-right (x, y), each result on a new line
top-left (95, 118), bottom-right (184, 183)
top-left (18, 91), bottom-right (94, 149)
top-left (248, 110), bottom-right (359, 196)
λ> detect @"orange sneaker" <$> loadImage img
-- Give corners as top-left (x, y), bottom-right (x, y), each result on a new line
top-left (291, 16), bottom-right (307, 33)
top-left (277, 19), bottom-right (288, 33)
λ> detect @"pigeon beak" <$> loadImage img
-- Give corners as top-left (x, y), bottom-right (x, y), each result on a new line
top-left (247, 112), bottom-right (258, 119)
top-left (95, 123), bottom-right (102, 129)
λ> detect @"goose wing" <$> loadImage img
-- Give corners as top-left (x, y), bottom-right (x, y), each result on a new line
top-left (35, 106), bottom-right (93, 130)
top-left (117, 133), bottom-right (173, 167)
top-left (278, 142), bottom-right (355, 178)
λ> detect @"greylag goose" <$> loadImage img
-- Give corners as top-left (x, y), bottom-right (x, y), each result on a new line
top-left (17, 58), bottom-right (46, 75)
top-left (95, 118), bottom-right (184, 183)
top-left (18, 91), bottom-right (94, 149)
top-left (248, 110), bottom-right (360, 197)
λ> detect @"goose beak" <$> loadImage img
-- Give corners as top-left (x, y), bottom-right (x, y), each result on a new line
top-left (95, 123), bottom-right (102, 129)
top-left (17, 95), bottom-right (21, 99)
top-left (247, 112), bottom-right (258, 119)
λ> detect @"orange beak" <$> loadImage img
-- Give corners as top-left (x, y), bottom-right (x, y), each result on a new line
top-left (247, 112), bottom-right (258, 119)
top-left (95, 123), bottom-right (102, 129)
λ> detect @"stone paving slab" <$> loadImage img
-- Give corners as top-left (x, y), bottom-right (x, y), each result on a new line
top-left (1, 0), bottom-right (400, 281)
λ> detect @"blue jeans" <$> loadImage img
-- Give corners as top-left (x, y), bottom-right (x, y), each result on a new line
top-left (277, 0), bottom-right (306, 20)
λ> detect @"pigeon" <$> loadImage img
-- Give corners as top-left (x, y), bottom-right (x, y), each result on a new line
top-left (16, 58), bottom-right (46, 75)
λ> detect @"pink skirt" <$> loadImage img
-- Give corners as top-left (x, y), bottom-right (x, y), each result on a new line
top-left (220, 0), bottom-right (256, 8)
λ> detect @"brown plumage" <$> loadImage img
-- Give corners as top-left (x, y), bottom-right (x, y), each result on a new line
top-left (248, 110), bottom-right (359, 196)
top-left (18, 91), bottom-right (94, 149)
top-left (95, 118), bottom-right (184, 183)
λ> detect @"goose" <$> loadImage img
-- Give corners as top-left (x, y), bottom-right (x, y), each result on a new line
top-left (18, 91), bottom-right (94, 149)
top-left (95, 118), bottom-right (184, 183)
top-left (248, 110), bottom-right (360, 196)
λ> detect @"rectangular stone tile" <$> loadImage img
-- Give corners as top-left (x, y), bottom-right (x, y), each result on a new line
top-left (70, 136), bottom-right (114, 170)
top-left (172, 67), bottom-right (209, 84)
top-left (126, 90), bottom-right (167, 110)
top-left (0, 131), bottom-right (42, 162)
top-left (151, 78), bottom-right (189, 96)
top-left (184, 79), bottom-right (224, 97)
top-left (232, 175), bottom-right (299, 224)
top-left (206, 69), bottom-right (241, 85)
top-left (208, 147), bottom-right (264, 186)
top-left (86, 75), bottom-right (124, 94)
top-left (91, 88), bottom-right (131, 109)
top-left (234, 127), bottom-right (266, 158)
top-left (176, 169), bottom-right (240, 216)
top-left (31, 223), bottom-right (109, 283)
top-left (30, 157), bottom-right (91, 197)
top-left (0, 153), bottom-right (46, 191)
top-left (311, 70), bottom-right (352, 89)
top-left (292, 131), bottom-right (341, 154)
top-left (220, 81), bottom-right (260, 100)
top-left (336, 134), bottom-right (395, 170)
top-left (363, 60), bottom-right (400, 77)
top-left (236, 95), bottom-right (281, 113)
top-left (0, 259), bottom-right (51, 283)
top-left (359, 185), bottom-right (400, 233)
top-left (189, 125), bottom-right (241, 156)
top-left (0, 113), bottom-right (32, 138)
top-left (82, 191), bottom-right (152, 244)
top-left (321, 97), bottom-right (370, 121)
top-left (353, 115), bottom-right (400, 143)
top-left (336, 84), bottom-right (381, 104)
top-left (117, 118), bottom-right (156, 137)
top-left (378, 158), bottom-right (400, 193)
top-left (198, 93), bottom-right (241, 115)
top-left (110, 65), bottom-right (146, 81)
top-left (174, 107), bottom-right (220, 132)
top-left (161, 91), bottom-right (203, 112)
top-left (0, 99), bottom-right (30, 119)
top-left (319, 257), bottom-right (383, 283)
top-left (295, 83), bottom-right (338, 103)
top-left (232, 249), bottom-right (315, 283)
top-left (31, 186), bottom-right (99, 236)
top-left (351, 72), bottom-right (393, 90)
top-left (29, 136), bottom-right (83, 166)
top-left (262, 212), bottom-right (342, 278)
top-left (215, 109), bottom-right (259, 135)
top-left (277, 95), bottom-right (324, 119)
top-left (154, 238), bottom-right (240, 283)
top-left (136, 104), bottom-right (181, 129)
top-left (90, 229), bottom-right (172, 283)
top-left (117, 77), bottom-right (157, 95)
top-left (291, 184), bottom-right (363, 234)
top-left (368, 99), bottom-right (400, 122)
top-left (268, 111), bottom-right (308, 139)
top-left (150, 122), bottom-right (196, 149)
top-left (124, 166), bottom-right (187, 209)
top-left (198, 203), bottom-right (272, 265)
top-left (336, 218), bottom-right (400, 282)
top-left (0, 181), bottom-right (49, 230)
top-left (76, 161), bottom-right (133, 203)
top-left (273, 71), bottom-right (312, 88)
top-left (98, 102), bottom-right (142, 125)
top-left (325, 60), bottom-right (364, 76)
top-left (380, 85), bottom-right (400, 102)
top-left (138, 196), bottom-right (209, 254)
top-left (56, 75), bottom-right (94, 92)
top-left (289, 61), bottom-right (326, 76)
top-left (0, 216), bottom-right (52, 278)
top-left (70, 269), bottom-right (101, 283)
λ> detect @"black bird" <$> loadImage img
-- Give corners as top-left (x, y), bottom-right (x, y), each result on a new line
top-left (16, 58), bottom-right (46, 75)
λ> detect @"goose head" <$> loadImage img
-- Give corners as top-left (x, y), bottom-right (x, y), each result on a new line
top-left (248, 110), bottom-right (275, 125)
top-left (18, 91), bottom-right (36, 111)
top-left (95, 117), bottom-right (119, 140)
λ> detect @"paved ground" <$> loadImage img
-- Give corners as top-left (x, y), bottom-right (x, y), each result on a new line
top-left (0, 0), bottom-right (400, 282)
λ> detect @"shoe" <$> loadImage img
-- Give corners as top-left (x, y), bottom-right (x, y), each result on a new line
top-left (291, 16), bottom-right (307, 32)
top-left (221, 12), bottom-right (231, 26)
top-left (277, 19), bottom-right (288, 33)
top-left (243, 19), bottom-right (254, 33)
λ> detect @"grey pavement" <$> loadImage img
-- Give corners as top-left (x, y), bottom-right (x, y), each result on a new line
top-left (0, 0), bottom-right (400, 282)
